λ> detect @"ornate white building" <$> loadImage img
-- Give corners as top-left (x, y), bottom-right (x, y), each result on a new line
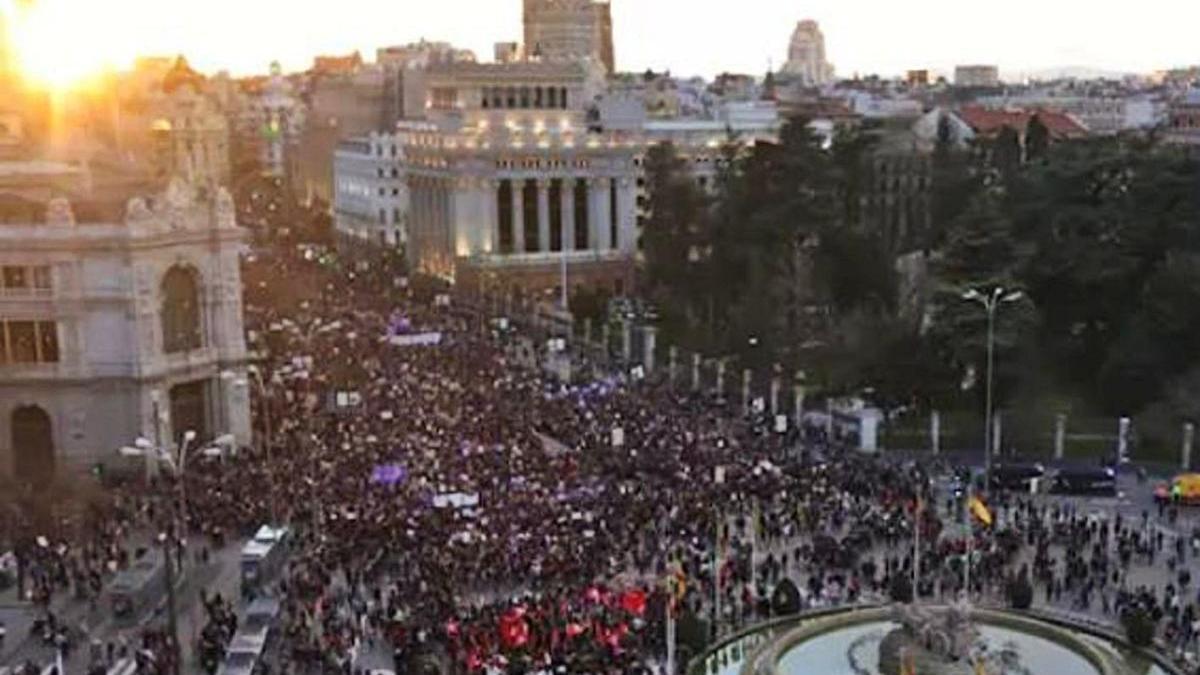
top-left (0, 181), bottom-right (251, 486)
top-left (337, 59), bottom-right (639, 295)
top-left (782, 20), bottom-right (834, 86)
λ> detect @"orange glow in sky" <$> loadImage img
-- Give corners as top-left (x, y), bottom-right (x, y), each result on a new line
top-left (3, 0), bottom-right (134, 89)
top-left (2, 0), bottom-right (1199, 88)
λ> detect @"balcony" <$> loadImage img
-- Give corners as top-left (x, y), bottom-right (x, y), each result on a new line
top-left (465, 249), bottom-right (627, 269)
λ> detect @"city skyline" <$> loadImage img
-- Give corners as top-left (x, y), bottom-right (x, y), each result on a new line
top-left (3, 0), bottom-right (1199, 87)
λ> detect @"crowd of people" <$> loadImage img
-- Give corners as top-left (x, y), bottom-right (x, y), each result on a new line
top-left (6, 241), bottom-right (1200, 675)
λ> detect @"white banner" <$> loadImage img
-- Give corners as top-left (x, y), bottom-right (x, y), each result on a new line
top-left (388, 332), bottom-right (443, 347)
top-left (433, 492), bottom-right (480, 509)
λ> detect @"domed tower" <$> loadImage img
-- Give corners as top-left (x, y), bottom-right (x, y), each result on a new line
top-left (782, 19), bottom-right (835, 86)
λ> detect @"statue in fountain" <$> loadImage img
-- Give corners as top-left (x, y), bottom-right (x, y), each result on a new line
top-left (877, 601), bottom-right (985, 675)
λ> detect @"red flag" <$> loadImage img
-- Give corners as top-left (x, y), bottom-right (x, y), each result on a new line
top-left (566, 622), bottom-right (587, 638)
top-left (620, 589), bottom-right (647, 616)
top-left (499, 610), bottom-right (530, 649)
top-left (467, 650), bottom-right (483, 671)
top-left (584, 586), bottom-right (602, 604)
top-left (446, 619), bottom-right (461, 638)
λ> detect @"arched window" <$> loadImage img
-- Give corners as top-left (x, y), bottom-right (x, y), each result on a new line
top-left (161, 265), bottom-right (202, 354)
top-left (12, 405), bottom-right (54, 487)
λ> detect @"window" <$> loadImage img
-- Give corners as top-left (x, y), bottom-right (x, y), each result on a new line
top-left (161, 266), bottom-right (202, 354)
top-left (8, 321), bottom-right (37, 363)
top-left (379, 209), bottom-right (387, 225)
top-left (32, 266), bottom-right (51, 290)
top-left (37, 321), bottom-right (58, 362)
top-left (3, 266), bottom-right (28, 290)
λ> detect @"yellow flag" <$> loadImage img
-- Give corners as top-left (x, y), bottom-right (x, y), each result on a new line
top-left (968, 496), bottom-right (993, 527)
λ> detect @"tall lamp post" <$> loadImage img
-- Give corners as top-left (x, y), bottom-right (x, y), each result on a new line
top-left (962, 287), bottom-right (1023, 492)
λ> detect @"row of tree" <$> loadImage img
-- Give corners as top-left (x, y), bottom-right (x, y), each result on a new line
top-left (643, 116), bottom-right (1200, 448)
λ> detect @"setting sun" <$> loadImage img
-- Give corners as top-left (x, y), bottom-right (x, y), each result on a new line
top-left (3, 0), bottom-right (133, 90)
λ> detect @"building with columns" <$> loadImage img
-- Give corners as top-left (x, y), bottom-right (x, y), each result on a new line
top-left (0, 180), bottom-right (251, 487)
top-left (337, 58), bottom-right (638, 295)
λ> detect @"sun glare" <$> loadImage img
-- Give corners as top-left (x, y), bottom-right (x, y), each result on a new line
top-left (4, 0), bottom-right (131, 90)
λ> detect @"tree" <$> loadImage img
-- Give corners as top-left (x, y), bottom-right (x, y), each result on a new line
top-left (929, 114), bottom-right (983, 251)
top-left (889, 574), bottom-right (914, 604)
top-left (1007, 571), bottom-right (1034, 610)
top-left (1025, 114), bottom-right (1050, 163)
top-left (992, 125), bottom-right (1023, 176)
top-left (642, 142), bottom-right (715, 350)
top-left (771, 578), bottom-right (802, 615)
top-left (1122, 608), bottom-right (1157, 648)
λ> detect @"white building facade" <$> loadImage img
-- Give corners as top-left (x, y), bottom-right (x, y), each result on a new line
top-left (782, 20), bottom-right (835, 86)
top-left (0, 182), bottom-right (251, 487)
top-left (336, 59), bottom-right (639, 294)
top-left (333, 134), bottom-right (408, 250)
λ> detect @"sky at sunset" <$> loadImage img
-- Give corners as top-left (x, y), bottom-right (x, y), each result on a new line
top-left (4, 0), bottom-right (1199, 84)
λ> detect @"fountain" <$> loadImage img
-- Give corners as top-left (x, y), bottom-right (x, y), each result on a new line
top-left (697, 603), bottom-right (1178, 675)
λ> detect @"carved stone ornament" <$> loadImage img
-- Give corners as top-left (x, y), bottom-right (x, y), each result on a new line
top-left (44, 197), bottom-right (75, 226)
top-left (164, 176), bottom-right (196, 211)
top-left (125, 197), bottom-right (154, 223)
top-left (214, 186), bottom-right (236, 228)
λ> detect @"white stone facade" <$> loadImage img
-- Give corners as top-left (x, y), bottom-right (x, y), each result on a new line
top-left (954, 65), bottom-right (1000, 88)
top-left (0, 182), bottom-right (251, 485)
top-left (782, 20), bottom-right (834, 86)
top-left (333, 135), bottom-right (408, 249)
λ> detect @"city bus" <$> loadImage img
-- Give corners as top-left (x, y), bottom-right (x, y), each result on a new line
top-left (240, 525), bottom-right (290, 595)
top-left (107, 551), bottom-right (167, 625)
top-left (215, 598), bottom-right (283, 675)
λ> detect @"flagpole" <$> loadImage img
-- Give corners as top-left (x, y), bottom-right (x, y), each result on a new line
top-left (964, 484), bottom-right (972, 602)
top-left (913, 496), bottom-right (921, 601)
top-left (713, 507), bottom-right (722, 639)
top-left (666, 572), bottom-right (677, 675)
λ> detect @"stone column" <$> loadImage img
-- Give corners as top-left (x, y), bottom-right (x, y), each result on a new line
top-left (826, 398), bottom-right (835, 440)
top-left (794, 384), bottom-right (806, 429)
top-left (716, 359), bottom-right (726, 398)
top-left (583, 317), bottom-right (593, 347)
top-left (487, 179), bottom-right (501, 254)
top-left (992, 411), bottom-right (1003, 457)
top-left (512, 179), bottom-right (526, 254)
top-left (593, 177), bottom-right (613, 251)
top-left (770, 377), bottom-right (781, 416)
top-left (643, 326), bottom-right (657, 374)
top-left (1118, 417), bottom-right (1131, 464)
top-left (562, 177), bottom-right (576, 252)
top-left (1054, 413), bottom-right (1066, 460)
top-left (668, 346), bottom-right (678, 386)
top-left (1184, 423), bottom-right (1195, 470)
top-left (931, 410), bottom-right (941, 455)
top-left (621, 320), bottom-right (632, 362)
top-left (692, 353), bottom-right (701, 392)
top-left (616, 176), bottom-right (637, 253)
top-left (537, 179), bottom-right (551, 253)
top-left (601, 323), bottom-right (610, 360)
top-left (742, 369), bottom-right (752, 412)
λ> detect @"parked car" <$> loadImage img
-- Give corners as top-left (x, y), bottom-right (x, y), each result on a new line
top-left (989, 463), bottom-right (1045, 493)
top-left (1050, 467), bottom-right (1117, 497)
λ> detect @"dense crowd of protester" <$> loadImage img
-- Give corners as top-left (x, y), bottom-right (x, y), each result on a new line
top-left (6, 242), bottom-right (1200, 675)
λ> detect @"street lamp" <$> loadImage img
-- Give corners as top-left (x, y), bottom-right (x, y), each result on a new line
top-left (962, 286), bottom-right (1023, 492)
